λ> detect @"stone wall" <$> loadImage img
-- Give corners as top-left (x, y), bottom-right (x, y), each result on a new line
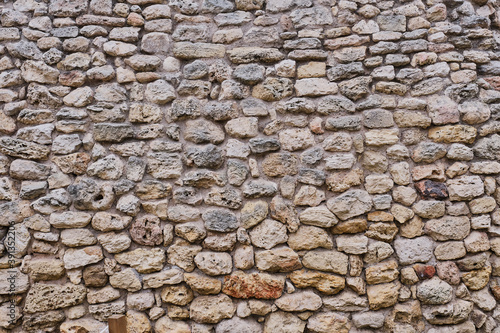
top-left (1, 0), bottom-right (500, 331)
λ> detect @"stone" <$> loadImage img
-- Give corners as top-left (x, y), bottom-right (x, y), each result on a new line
top-left (307, 312), bottom-right (350, 333)
top-left (24, 283), bottom-right (86, 313)
top-left (249, 219), bottom-right (287, 249)
top-left (190, 295), bottom-right (235, 324)
top-left (145, 80), bottom-right (176, 104)
top-left (295, 78), bottom-right (338, 97)
top-left (225, 117), bottom-right (258, 138)
top-left (290, 270), bottom-right (345, 295)
top-left (183, 274), bottom-right (219, 299)
top-left (417, 278), bottom-right (453, 304)
top-left (394, 237), bottom-right (433, 265)
top-left (222, 271), bottom-right (284, 299)
top-left (323, 290), bottom-right (368, 311)
top-left (255, 247), bottom-right (301, 273)
top-left (425, 216), bottom-right (470, 241)
top-left (0, 138), bottom-right (50, 160)
top-left (288, 226), bottom-right (333, 250)
top-left (447, 176), bottom-right (484, 201)
top-left (275, 291), bottom-right (322, 312)
top-left (264, 312), bottom-right (305, 333)
top-left (115, 248), bottom-right (165, 273)
top-left (365, 260), bottom-right (399, 284)
top-left (428, 125), bottom-right (477, 144)
top-left (194, 251), bottom-right (232, 276)
top-left (299, 206), bottom-right (338, 228)
top-left (302, 250), bottom-right (349, 275)
top-left (327, 190), bottom-right (372, 220)
top-left (253, 78), bottom-right (293, 101)
top-left (185, 119), bottom-right (224, 144)
top-left (413, 200), bottom-right (446, 219)
top-left (367, 282), bottom-right (400, 310)
top-left (63, 246), bottom-right (104, 270)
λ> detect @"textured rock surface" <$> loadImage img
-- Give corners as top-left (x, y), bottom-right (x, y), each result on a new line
top-left (1, 0), bottom-right (500, 331)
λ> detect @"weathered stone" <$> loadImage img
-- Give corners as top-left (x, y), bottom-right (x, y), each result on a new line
top-left (24, 283), bottom-right (86, 313)
top-left (255, 247), bottom-right (302, 273)
top-left (222, 271), bottom-right (284, 299)
top-left (275, 291), bottom-right (322, 312)
top-left (417, 278), bottom-right (453, 304)
top-left (63, 246), bottom-right (104, 270)
top-left (115, 248), bottom-right (165, 273)
top-left (190, 295), bottom-right (235, 324)
top-left (194, 251), bottom-right (232, 276)
top-left (447, 176), bottom-right (484, 201)
top-left (290, 270), bottom-right (345, 295)
top-left (249, 219), bottom-right (287, 249)
top-left (367, 282), bottom-right (401, 310)
top-left (302, 250), bottom-right (349, 275)
top-left (327, 190), bottom-right (372, 220)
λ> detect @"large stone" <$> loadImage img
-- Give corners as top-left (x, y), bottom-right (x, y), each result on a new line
top-left (290, 270), bottom-right (345, 295)
top-left (288, 226), bottom-right (333, 250)
top-left (129, 215), bottom-right (163, 246)
top-left (367, 282), bottom-right (401, 310)
top-left (155, 316), bottom-right (190, 332)
top-left (145, 80), bottom-right (176, 104)
top-left (425, 215), bottom-right (470, 241)
top-left (202, 209), bottom-right (239, 232)
top-left (142, 268), bottom-right (184, 289)
top-left (222, 271), bottom-right (285, 299)
top-left (0, 268), bottom-right (29, 295)
top-left (109, 268), bottom-right (142, 292)
top-left (307, 312), bottom-right (350, 333)
top-left (264, 312), bottom-right (305, 333)
top-left (0, 137), bottom-right (50, 160)
top-left (299, 206), bottom-right (339, 228)
top-left (63, 246), bottom-right (104, 269)
top-left (115, 248), bottom-right (165, 273)
top-left (302, 250), bottom-right (349, 275)
top-left (447, 176), bottom-right (484, 201)
top-left (21, 60), bottom-right (59, 84)
top-left (428, 125), bottom-right (477, 144)
top-left (190, 295), bottom-right (235, 324)
top-left (327, 190), bottom-right (372, 220)
top-left (394, 237), bottom-right (433, 265)
top-left (194, 251), bottom-right (232, 276)
top-left (249, 219), bottom-right (287, 249)
top-left (24, 283), bottom-right (86, 313)
top-left (275, 291), bottom-right (322, 312)
top-left (173, 42), bottom-right (225, 59)
top-left (255, 247), bottom-right (302, 273)
top-left (417, 278), bottom-right (453, 304)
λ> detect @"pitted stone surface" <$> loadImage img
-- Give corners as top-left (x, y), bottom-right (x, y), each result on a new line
top-left (2, 0), bottom-right (500, 330)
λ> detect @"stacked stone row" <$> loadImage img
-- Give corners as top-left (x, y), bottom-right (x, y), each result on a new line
top-left (1, 0), bottom-right (500, 331)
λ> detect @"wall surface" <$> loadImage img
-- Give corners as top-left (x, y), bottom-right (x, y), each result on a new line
top-left (1, 0), bottom-right (500, 331)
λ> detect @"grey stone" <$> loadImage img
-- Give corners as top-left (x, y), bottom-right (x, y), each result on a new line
top-left (394, 236), bottom-right (433, 265)
top-left (202, 209), bottom-right (239, 232)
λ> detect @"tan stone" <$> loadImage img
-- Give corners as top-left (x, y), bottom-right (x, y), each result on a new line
top-left (297, 62), bottom-right (326, 78)
top-left (24, 283), bottom-right (86, 313)
top-left (184, 273), bottom-right (222, 295)
top-left (365, 260), bottom-right (399, 284)
top-left (367, 282), bottom-right (401, 310)
top-left (115, 248), bottom-right (165, 273)
top-left (126, 310), bottom-right (152, 333)
top-left (288, 226), bottom-right (333, 250)
top-left (462, 266), bottom-right (491, 290)
top-left (290, 270), bottom-right (345, 295)
top-left (190, 295), bottom-right (235, 324)
top-left (160, 284), bottom-right (194, 306)
top-left (428, 125), bottom-right (477, 144)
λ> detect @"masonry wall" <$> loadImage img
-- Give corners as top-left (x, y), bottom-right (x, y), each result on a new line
top-left (1, 0), bottom-right (500, 331)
